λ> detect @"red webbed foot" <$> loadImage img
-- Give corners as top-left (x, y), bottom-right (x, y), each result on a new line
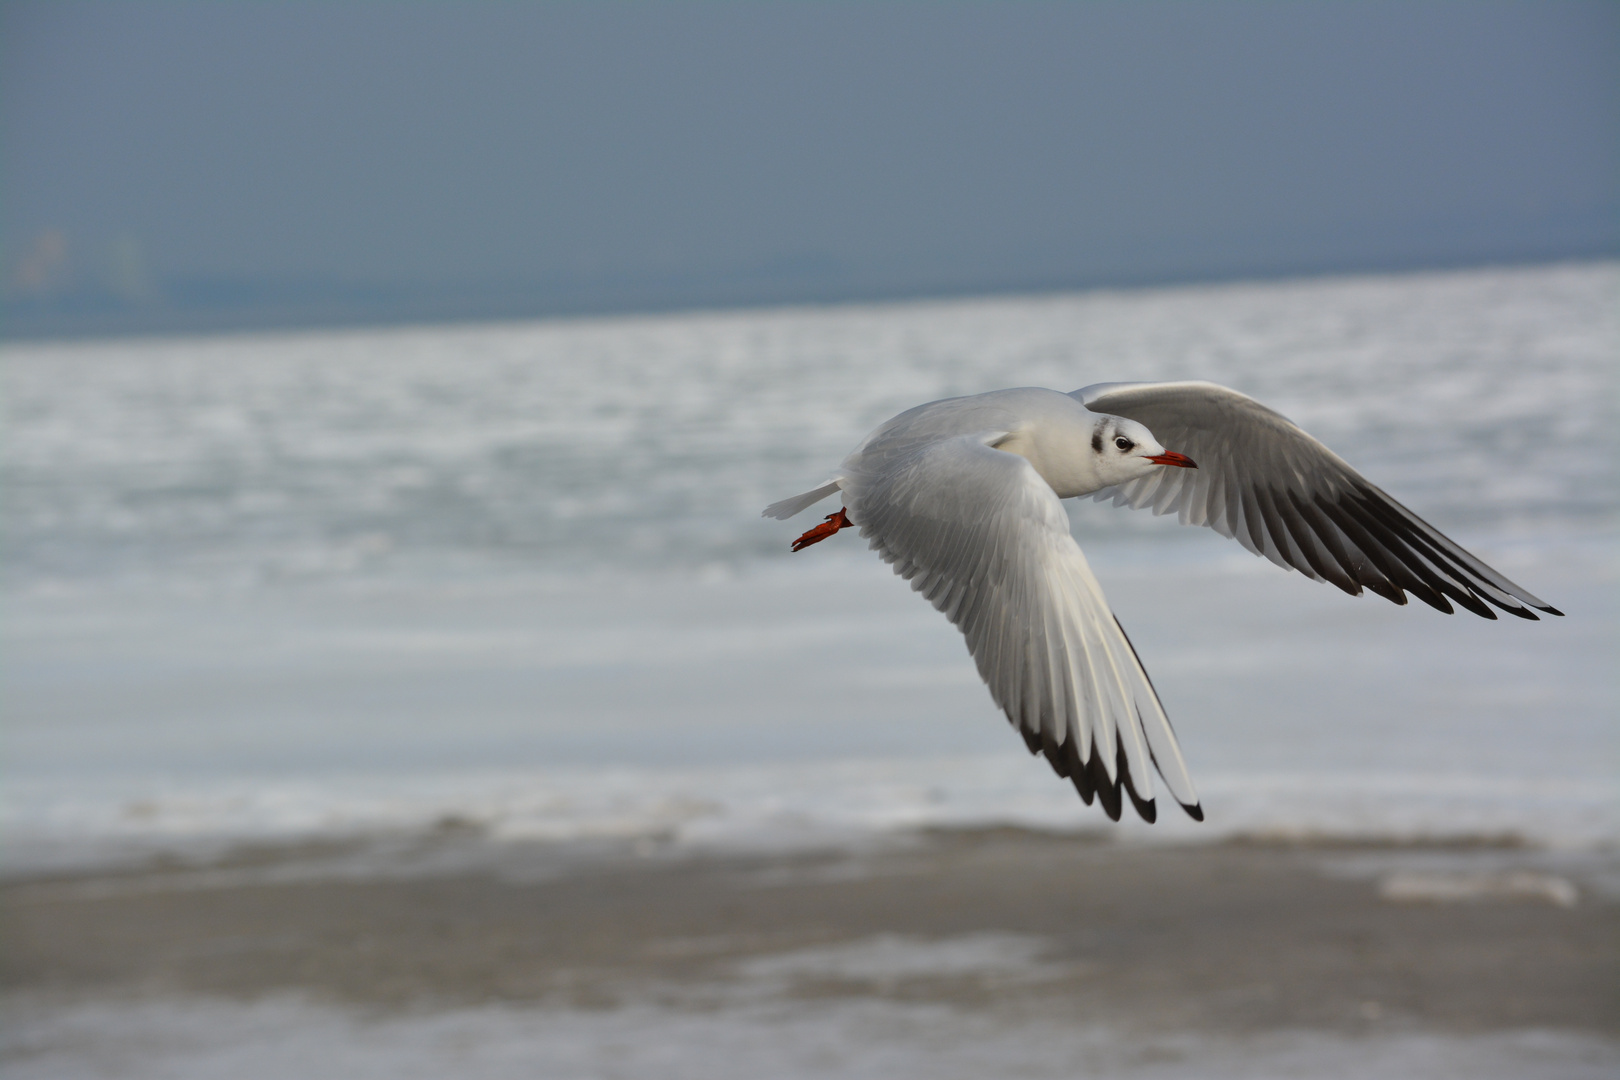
top-left (791, 507), bottom-right (854, 552)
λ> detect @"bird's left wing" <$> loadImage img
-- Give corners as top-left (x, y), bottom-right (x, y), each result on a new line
top-left (841, 429), bottom-right (1201, 822)
top-left (1075, 381), bottom-right (1559, 620)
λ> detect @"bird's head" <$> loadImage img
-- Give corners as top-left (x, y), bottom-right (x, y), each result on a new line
top-left (1088, 415), bottom-right (1197, 487)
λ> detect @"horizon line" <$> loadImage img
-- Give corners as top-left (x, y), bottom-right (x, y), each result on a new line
top-left (3, 249), bottom-right (1614, 346)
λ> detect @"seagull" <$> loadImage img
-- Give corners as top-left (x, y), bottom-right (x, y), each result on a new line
top-left (764, 382), bottom-right (1561, 824)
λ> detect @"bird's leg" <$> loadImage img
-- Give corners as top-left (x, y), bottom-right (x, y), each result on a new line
top-left (791, 507), bottom-right (854, 552)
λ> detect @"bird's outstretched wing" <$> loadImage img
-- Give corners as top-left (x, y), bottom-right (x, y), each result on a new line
top-left (1075, 381), bottom-right (1560, 620)
top-left (841, 429), bottom-right (1201, 822)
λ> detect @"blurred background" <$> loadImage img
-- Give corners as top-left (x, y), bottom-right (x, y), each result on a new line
top-left (4, 1), bottom-right (1616, 336)
top-left (2, 3), bottom-right (1616, 1077)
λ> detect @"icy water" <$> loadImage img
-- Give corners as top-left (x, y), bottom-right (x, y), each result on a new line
top-left (3, 262), bottom-right (1616, 868)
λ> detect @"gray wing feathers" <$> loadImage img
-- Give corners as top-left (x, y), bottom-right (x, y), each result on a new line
top-left (841, 430), bottom-right (1200, 820)
top-left (1076, 381), bottom-right (1560, 620)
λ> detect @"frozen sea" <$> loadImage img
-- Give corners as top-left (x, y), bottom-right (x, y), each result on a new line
top-left (2, 262), bottom-right (1616, 869)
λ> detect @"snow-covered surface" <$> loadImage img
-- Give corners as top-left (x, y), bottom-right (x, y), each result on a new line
top-left (3, 262), bottom-right (1616, 871)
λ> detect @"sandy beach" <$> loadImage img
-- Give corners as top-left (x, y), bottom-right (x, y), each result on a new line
top-left (3, 828), bottom-right (1616, 1077)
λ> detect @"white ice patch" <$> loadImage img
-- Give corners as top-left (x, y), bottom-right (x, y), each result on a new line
top-left (734, 933), bottom-right (1062, 987)
top-left (1378, 871), bottom-right (1580, 907)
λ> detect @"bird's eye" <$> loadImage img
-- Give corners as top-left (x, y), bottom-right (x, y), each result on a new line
top-left (1114, 436), bottom-right (1134, 451)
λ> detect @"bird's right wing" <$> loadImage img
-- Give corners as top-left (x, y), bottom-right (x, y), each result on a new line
top-left (841, 430), bottom-right (1200, 822)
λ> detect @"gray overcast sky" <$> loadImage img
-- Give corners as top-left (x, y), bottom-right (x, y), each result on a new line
top-left (2, 1), bottom-right (1616, 326)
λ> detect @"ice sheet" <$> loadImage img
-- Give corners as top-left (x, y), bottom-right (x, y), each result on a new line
top-left (2, 263), bottom-right (1615, 869)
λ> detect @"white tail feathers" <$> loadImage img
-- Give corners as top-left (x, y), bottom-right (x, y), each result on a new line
top-left (763, 480), bottom-right (842, 520)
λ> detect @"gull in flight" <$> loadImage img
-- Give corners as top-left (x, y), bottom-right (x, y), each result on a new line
top-left (764, 382), bottom-right (1560, 824)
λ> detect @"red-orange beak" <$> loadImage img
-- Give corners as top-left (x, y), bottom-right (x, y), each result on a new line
top-left (1146, 451), bottom-right (1197, 468)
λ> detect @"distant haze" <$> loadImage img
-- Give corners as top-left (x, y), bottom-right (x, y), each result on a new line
top-left (3, 1), bottom-right (1616, 337)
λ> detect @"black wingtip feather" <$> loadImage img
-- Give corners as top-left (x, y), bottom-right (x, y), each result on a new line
top-left (1117, 743), bottom-right (1156, 823)
top-left (1542, 605), bottom-right (1565, 617)
top-left (1071, 745), bottom-right (1098, 806)
top-left (1019, 721), bottom-right (1159, 824)
top-left (1097, 777), bottom-right (1123, 822)
top-left (1364, 580), bottom-right (1408, 605)
top-left (1418, 590), bottom-right (1456, 615)
top-left (1038, 733), bottom-right (1071, 777)
top-left (1081, 743), bottom-right (1124, 821)
top-left (1182, 802), bottom-right (1205, 822)
top-left (1346, 485), bottom-right (1531, 620)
